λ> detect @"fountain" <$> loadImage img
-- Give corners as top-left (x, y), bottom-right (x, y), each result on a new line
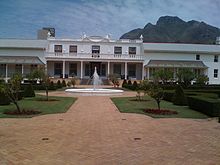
top-left (65, 67), bottom-right (123, 95)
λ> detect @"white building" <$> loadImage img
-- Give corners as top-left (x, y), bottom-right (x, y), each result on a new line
top-left (0, 34), bottom-right (220, 84)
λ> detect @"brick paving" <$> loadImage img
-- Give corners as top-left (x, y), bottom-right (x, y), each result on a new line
top-left (0, 91), bottom-right (220, 165)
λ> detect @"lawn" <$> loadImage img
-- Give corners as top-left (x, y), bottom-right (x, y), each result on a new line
top-left (111, 96), bottom-right (208, 119)
top-left (0, 95), bottom-right (77, 118)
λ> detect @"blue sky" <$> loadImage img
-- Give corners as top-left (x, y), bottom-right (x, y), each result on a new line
top-left (0, 0), bottom-right (220, 39)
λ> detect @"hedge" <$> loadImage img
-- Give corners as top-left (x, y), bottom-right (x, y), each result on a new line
top-left (163, 91), bottom-right (174, 102)
top-left (0, 91), bottom-right (10, 105)
top-left (188, 96), bottom-right (220, 117)
top-left (23, 83), bottom-right (35, 97)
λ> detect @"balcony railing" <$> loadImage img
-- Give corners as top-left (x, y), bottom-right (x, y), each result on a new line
top-left (46, 52), bottom-right (143, 60)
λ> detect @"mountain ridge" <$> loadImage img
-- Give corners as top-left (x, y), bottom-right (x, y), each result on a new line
top-left (120, 16), bottom-right (220, 44)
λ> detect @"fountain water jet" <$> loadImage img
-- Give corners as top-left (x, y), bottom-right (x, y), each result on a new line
top-left (65, 67), bottom-right (123, 95)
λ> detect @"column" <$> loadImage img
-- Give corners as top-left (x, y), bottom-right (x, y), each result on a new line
top-left (107, 61), bottom-right (110, 77)
top-left (62, 60), bottom-right (65, 78)
top-left (147, 68), bottom-right (150, 80)
top-left (125, 62), bottom-right (127, 80)
top-left (5, 64), bottom-right (8, 82)
top-left (21, 64), bottom-right (24, 76)
top-left (142, 63), bottom-right (145, 80)
top-left (80, 61), bottom-right (83, 79)
top-left (45, 60), bottom-right (48, 75)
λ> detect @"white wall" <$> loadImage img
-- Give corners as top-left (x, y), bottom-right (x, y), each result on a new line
top-left (47, 40), bottom-right (141, 55)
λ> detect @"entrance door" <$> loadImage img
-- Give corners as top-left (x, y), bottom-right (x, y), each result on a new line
top-left (90, 62), bottom-right (101, 77)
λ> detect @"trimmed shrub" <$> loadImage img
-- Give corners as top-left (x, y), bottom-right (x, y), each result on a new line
top-left (23, 83), bottom-right (35, 97)
top-left (132, 81), bottom-right (138, 90)
top-left (0, 91), bottom-right (10, 105)
top-left (127, 80), bottom-right (133, 89)
top-left (163, 91), bottom-right (174, 102)
top-left (122, 79), bottom-right (128, 88)
top-left (173, 85), bottom-right (187, 106)
top-left (188, 96), bottom-right (220, 117)
top-left (62, 80), bottom-right (66, 87)
top-left (49, 81), bottom-right (56, 90)
top-left (56, 80), bottom-right (62, 88)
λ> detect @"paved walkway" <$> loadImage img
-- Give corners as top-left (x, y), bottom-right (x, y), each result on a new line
top-left (0, 91), bottom-right (220, 165)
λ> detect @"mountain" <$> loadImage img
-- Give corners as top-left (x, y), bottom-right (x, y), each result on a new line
top-left (120, 16), bottom-right (220, 44)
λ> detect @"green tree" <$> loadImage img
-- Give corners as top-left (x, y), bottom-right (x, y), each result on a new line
top-left (28, 68), bottom-right (50, 101)
top-left (0, 74), bottom-right (22, 113)
top-left (196, 75), bottom-right (209, 85)
top-left (108, 74), bottom-right (120, 87)
top-left (153, 69), bottom-right (173, 84)
top-left (177, 68), bottom-right (195, 87)
top-left (148, 84), bottom-right (164, 110)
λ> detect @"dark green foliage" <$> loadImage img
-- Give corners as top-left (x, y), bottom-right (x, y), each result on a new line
top-left (195, 75), bottom-right (209, 85)
top-left (127, 80), bottom-right (133, 89)
top-left (0, 91), bottom-right (10, 105)
top-left (173, 85), bottom-right (187, 106)
top-left (122, 80), bottom-right (128, 88)
top-left (62, 80), bottom-right (66, 87)
top-left (177, 68), bottom-right (195, 87)
top-left (49, 81), bottom-right (56, 90)
top-left (23, 84), bottom-right (35, 97)
top-left (148, 84), bottom-right (164, 110)
top-left (132, 81), bottom-right (138, 90)
top-left (127, 80), bottom-right (132, 86)
top-left (188, 96), bottom-right (220, 117)
top-left (56, 80), bottom-right (62, 88)
top-left (163, 91), bottom-right (174, 102)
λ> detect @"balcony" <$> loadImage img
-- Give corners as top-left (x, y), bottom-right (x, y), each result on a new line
top-left (45, 52), bottom-right (143, 60)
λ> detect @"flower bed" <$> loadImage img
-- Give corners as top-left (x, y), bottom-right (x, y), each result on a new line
top-left (144, 109), bottom-right (178, 115)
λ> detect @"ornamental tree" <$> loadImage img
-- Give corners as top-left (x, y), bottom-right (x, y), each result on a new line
top-left (0, 74), bottom-right (23, 113)
top-left (148, 84), bottom-right (164, 110)
top-left (28, 68), bottom-right (50, 101)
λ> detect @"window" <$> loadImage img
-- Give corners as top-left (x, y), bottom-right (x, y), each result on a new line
top-left (214, 69), bottom-right (218, 78)
top-left (54, 45), bottom-right (62, 52)
top-left (92, 45), bottom-right (100, 54)
top-left (0, 64), bottom-right (6, 76)
top-left (113, 64), bottom-right (121, 75)
top-left (114, 46), bottom-right (122, 54)
top-left (85, 63), bottom-right (90, 76)
top-left (69, 45), bottom-right (77, 53)
top-left (54, 63), bottom-right (62, 75)
top-left (15, 64), bottom-right (22, 73)
top-left (214, 55), bottom-right (218, 62)
top-left (69, 63), bottom-right (77, 76)
top-left (196, 54), bottom-right (200, 60)
top-left (101, 64), bottom-right (106, 76)
top-left (129, 47), bottom-right (136, 55)
top-left (128, 64), bottom-right (136, 77)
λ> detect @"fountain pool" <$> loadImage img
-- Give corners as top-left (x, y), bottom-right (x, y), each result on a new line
top-left (65, 67), bottom-right (123, 95)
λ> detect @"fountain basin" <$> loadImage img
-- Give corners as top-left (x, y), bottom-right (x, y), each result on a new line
top-left (65, 88), bottom-right (123, 96)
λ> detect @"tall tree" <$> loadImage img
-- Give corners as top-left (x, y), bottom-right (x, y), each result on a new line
top-left (153, 69), bottom-right (173, 84)
top-left (177, 68), bottom-right (195, 87)
top-left (28, 68), bottom-right (50, 101)
top-left (148, 84), bottom-right (164, 110)
top-left (0, 74), bottom-right (22, 113)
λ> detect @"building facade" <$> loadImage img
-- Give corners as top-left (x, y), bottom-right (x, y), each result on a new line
top-left (0, 35), bottom-right (220, 84)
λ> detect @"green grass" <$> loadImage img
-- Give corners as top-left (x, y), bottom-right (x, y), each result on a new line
top-left (111, 96), bottom-right (208, 119)
top-left (0, 95), bottom-right (77, 118)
